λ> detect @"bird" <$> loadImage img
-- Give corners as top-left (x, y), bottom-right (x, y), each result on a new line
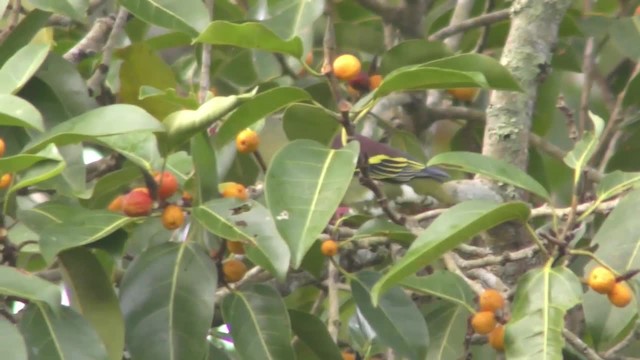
top-left (331, 133), bottom-right (449, 184)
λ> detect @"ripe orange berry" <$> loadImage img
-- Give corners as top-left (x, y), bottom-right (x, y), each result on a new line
top-left (154, 171), bottom-right (179, 200)
top-left (0, 138), bottom-right (5, 157)
top-left (608, 282), bottom-right (633, 308)
top-left (635, 6), bottom-right (640, 16)
top-left (447, 88), bottom-right (479, 102)
top-left (341, 351), bottom-right (356, 360)
top-left (488, 325), bottom-right (505, 351)
top-left (130, 187), bottom-right (150, 195)
top-left (222, 259), bottom-right (248, 283)
top-left (321, 240), bottom-right (339, 257)
top-left (122, 190), bottom-right (153, 217)
top-left (226, 240), bottom-right (245, 255)
top-left (479, 289), bottom-right (505, 312)
top-left (236, 128), bottom-right (259, 154)
top-left (107, 195), bottom-right (124, 212)
top-left (471, 311), bottom-right (497, 335)
top-left (161, 204), bottom-right (185, 230)
top-left (220, 182), bottom-right (249, 201)
top-left (333, 54), bottom-right (361, 81)
top-left (182, 191), bottom-right (193, 202)
top-left (0, 173), bottom-right (12, 189)
top-left (588, 266), bottom-right (616, 294)
top-left (369, 74), bottom-right (383, 90)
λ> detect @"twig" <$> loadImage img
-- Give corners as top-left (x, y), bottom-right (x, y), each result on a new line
top-left (86, 8), bottom-right (129, 97)
top-left (456, 244), bottom-right (491, 257)
top-left (252, 151), bottom-right (268, 173)
top-left (465, 268), bottom-right (508, 291)
top-left (529, 133), bottom-right (603, 182)
top-left (473, 0), bottom-right (497, 53)
top-left (603, 326), bottom-right (640, 359)
top-left (579, 0), bottom-right (595, 136)
top-left (530, 198), bottom-right (619, 218)
top-left (214, 266), bottom-right (269, 303)
top-left (85, 153), bottom-right (122, 182)
top-left (454, 245), bottom-right (539, 269)
top-left (355, 0), bottom-right (423, 38)
top-left (198, 0), bottom-right (214, 103)
top-left (411, 207), bottom-right (446, 222)
top-left (0, 0), bottom-right (22, 44)
top-left (443, 253), bottom-right (484, 295)
top-left (563, 328), bottom-right (604, 360)
top-left (63, 16), bottom-right (115, 65)
top-left (428, 9), bottom-right (510, 42)
top-left (557, 95), bottom-right (578, 142)
top-left (327, 257), bottom-right (340, 342)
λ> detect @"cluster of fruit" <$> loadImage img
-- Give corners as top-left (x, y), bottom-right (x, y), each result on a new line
top-left (0, 138), bottom-right (11, 189)
top-left (470, 289), bottom-right (506, 352)
top-left (588, 266), bottom-right (633, 307)
top-left (332, 54), bottom-right (382, 96)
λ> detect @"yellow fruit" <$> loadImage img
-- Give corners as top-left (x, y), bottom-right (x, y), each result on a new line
top-left (227, 241), bottom-right (245, 255)
top-left (0, 173), bottom-right (12, 189)
top-left (332, 54), bottom-right (361, 81)
top-left (588, 266), bottom-right (616, 294)
top-left (608, 282), bottom-right (633, 308)
top-left (220, 182), bottom-right (249, 201)
top-left (471, 311), bottom-right (497, 335)
top-left (447, 88), bottom-right (479, 102)
top-left (0, 138), bottom-right (5, 157)
top-left (161, 205), bottom-right (185, 230)
top-left (369, 74), bottom-right (383, 90)
top-left (488, 325), bottom-right (505, 351)
top-left (321, 240), bottom-right (339, 257)
top-left (479, 289), bottom-right (505, 312)
top-left (182, 191), bottom-right (193, 202)
top-left (154, 171), bottom-right (179, 200)
top-left (223, 259), bottom-right (248, 283)
top-left (341, 351), bottom-right (356, 360)
top-left (236, 128), bottom-right (259, 153)
top-left (107, 195), bottom-right (124, 212)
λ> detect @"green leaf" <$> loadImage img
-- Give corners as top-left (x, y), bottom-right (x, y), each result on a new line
top-left (373, 68), bottom-right (489, 99)
top-left (282, 104), bottom-right (340, 145)
top-left (19, 304), bottom-right (109, 359)
top-left (119, 0), bottom-right (210, 36)
top-left (379, 40), bottom-right (453, 75)
top-left (193, 198), bottom-right (291, 281)
top-left (191, 132), bottom-right (219, 203)
top-left (596, 170), bottom-right (640, 201)
top-left (563, 111), bottom-right (605, 185)
top-left (505, 265), bottom-right (582, 360)
top-left (583, 288), bottom-right (637, 351)
top-left (24, 104), bottom-right (165, 153)
top-left (39, 210), bottom-right (136, 263)
top-left (120, 242), bottom-right (217, 360)
top-left (0, 144), bottom-right (62, 173)
top-left (623, 70), bottom-right (640, 108)
top-left (265, 139), bottom-right (359, 268)
top-left (0, 10), bottom-right (50, 68)
top-left (0, 266), bottom-right (61, 310)
top-left (371, 201), bottom-right (530, 304)
top-left (6, 160), bottom-right (66, 200)
top-left (260, 0), bottom-right (324, 55)
top-left (0, 94), bottom-right (44, 131)
top-left (195, 21), bottom-right (304, 58)
top-left (428, 151), bottom-right (550, 199)
top-left (423, 302), bottom-right (468, 360)
top-left (351, 271), bottom-right (429, 360)
top-left (98, 132), bottom-right (162, 171)
top-left (221, 284), bottom-right (295, 360)
top-left (29, 0), bottom-right (86, 21)
top-left (354, 218), bottom-right (415, 244)
top-left (400, 271), bottom-right (476, 313)
top-left (609, 17), bottom-right (640, 60)
top-left (422, 53), bottom-right (522, 91)
top-left (0, 43), bottom-right (49, 94)
top-left (0, 317), bottom-right (27, 360)
top-left (215, 87), bottom-right (311, 146)
top-left (288, 309), bottom-right (343, 360)
top-left (138, 86), bottom-right (199, 109)
top-left (59, 248), bottom-right (124, 360)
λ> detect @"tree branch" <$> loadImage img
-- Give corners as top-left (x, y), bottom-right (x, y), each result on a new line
top-left (63, 15), bottom-right (115, 65)
top-left (198, 0), bottom-right (214, 104)
top-left (563, 328), bottom-right (604, 360)
top-left (428, 9), bottom-right (510, 42)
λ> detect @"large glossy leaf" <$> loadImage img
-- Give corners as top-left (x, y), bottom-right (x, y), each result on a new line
top-left (577, 171), bottom-right (640, 220)
top-left (371, 201), bottom-right (530, 304)
top-left (351, 271), bottom-right (429, 360)
top-left (29, 0), bottom-right (86, 21)
top-left (0, 144), bottom-right (62, 173)
top-left (120, 242), bottom-right (217, 360)
top-left (422, 302), bottom-right (468, 360)
top-left (259, 0), bottom-right (324, 55)
top-left (428, 151), bottom-right (550, 199)
top-left (422, 53), bottom-right (522, 91)
top-left (354, 218), bottom-right (416, 245)
top-left (265, 139), bottom-right (359, 268)
top-left (0, 266), bottom-right (60, 310)
top-left (19, 304), bottom-right (109, 360)
top-left (0, 43), bottom-right (49, 94)
top-left (98, 132), bottom-right (162, 171)
top-left (191, 132), bottom-right (218, 203)
top-left (221, 284), bottom-right (295, 360)
top-left (0, 317), bottom-right (27, 360)
top-left (583, 287), bottom-right (637, 351)
top-left (0, 94), bottom-right (44, 131)
top-left (195, 21), bottom-right (304, 58)
top-left (193, 198), bottom-right (291, 281)
top-left (373, 68), bottom-right (488, 99)
top-left (379, 40), bottom-right (453, 75)
top-left (288, 309), bottom-right (343, 360)
top-left (609, 16), bottom-right (640, 60)
top-left (119, 0), bottom-right (210, 36)
top-left (59, 248), bottom-right (124, 360)
top-left (563, 111), bottom-right (605, 185)
top-left (23, 104), bottom-right (165, 153)
top-left (215, 87), bottom-right (311, 146)
top-left (506, 265), bottom-right (582, 360)
top-left (0, 10), bottom-right (50, 68)
top-left (282, 104), bottom-right (339, 145)
top-left (38, 210), bottom-right (137, 263)
top-left (400, 271), bottom-right (475, 313)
